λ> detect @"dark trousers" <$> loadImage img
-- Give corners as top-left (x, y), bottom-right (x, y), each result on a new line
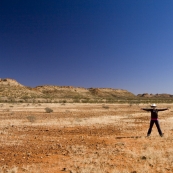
top-left (147, 120), bottom-right (163, 136)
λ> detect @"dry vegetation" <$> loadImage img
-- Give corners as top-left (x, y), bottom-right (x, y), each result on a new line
top-left (0, 103), bottom-right (173, 173)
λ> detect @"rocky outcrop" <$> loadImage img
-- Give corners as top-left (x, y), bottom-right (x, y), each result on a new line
top-left (0, 78), bottom-right (136, 102)
top-left (137, 93), bottom-right (173, 98)
top-left (0, 78), bottom-right (24, 87)
top-left (137, 93), bottom-right (152, 97)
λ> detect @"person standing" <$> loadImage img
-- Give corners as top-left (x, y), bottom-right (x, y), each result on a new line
top-left (141, 103), bottom-right (169, 137)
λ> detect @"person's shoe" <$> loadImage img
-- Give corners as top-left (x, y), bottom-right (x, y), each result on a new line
top-left (160, 133), bottom-right (164, 137)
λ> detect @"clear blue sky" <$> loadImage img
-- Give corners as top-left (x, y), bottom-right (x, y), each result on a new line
top-left (1, 0), bottom-right (173, 95)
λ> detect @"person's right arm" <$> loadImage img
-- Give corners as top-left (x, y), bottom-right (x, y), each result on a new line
top-left (141, 108), bottom-right (152, 111)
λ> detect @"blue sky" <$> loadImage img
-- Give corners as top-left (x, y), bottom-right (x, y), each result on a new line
top-left (1, 0), bottom-right (173, 94)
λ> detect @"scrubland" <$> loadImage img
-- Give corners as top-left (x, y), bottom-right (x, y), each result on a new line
top-left (0, 103), bottom-right (173, 173)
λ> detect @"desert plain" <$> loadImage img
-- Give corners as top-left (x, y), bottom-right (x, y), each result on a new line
top-left (0, 103), bottom-right (173, 173)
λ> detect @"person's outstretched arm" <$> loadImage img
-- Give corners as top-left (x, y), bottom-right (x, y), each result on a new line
top-left (157, 108), bottom-right (169, 111)
top-left (141, 108), bottom-right (152, 111)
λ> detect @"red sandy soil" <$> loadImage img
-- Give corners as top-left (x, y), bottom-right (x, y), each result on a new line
top-left (0, 103), bottom-right (173, 173)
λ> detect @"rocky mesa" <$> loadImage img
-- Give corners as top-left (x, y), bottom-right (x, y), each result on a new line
top-left (137, 93), bottom-right (173, 98)
top-left (0, 78), bottom-right (173, 103)
top-left (0, 78), bottom-right (135, 102)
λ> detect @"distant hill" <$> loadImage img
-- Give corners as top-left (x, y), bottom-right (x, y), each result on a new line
top-left (0, 78), bottom-right (43, 102)
top-left (0, 78), bottom-right (173, 103)
top-left (137, 93), bottom-right (173, 98)
top-left (0, 78), bottom-right (135, 103)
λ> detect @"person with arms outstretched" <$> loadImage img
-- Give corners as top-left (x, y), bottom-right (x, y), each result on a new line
top-left (141, 103), bottom-right (168, 137)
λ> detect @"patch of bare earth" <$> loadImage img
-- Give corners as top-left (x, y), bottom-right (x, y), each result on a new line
top-left (0, 103), bottom-right (173, 173)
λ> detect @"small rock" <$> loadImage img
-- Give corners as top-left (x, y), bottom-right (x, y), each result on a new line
top-left (141, 156), bottom-right (147, 160)
top-left (61, 167), bottom-right (66, 171)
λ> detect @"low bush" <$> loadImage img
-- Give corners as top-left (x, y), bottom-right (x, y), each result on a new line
top-left (102, 104), bottom-right (109, 109)
top-left (27, 115), bottom-right (36, 123)
top-left (45, 107), bottom-right (53, 113)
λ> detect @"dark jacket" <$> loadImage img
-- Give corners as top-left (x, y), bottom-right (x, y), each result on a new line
top-left (142, 108), bottom-right (168, 119)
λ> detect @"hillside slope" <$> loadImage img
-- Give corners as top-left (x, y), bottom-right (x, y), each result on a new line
top-left (0, 78), bottom-right (135, 102)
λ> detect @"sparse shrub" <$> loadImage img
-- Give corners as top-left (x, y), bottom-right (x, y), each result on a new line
top-left (10, 112), bottom-right (14, 115)
top-left (21, 96), bottom-right (30, 100)
top-left (73, 99), bottom-right (80, 103)
top-left (81, 99), bottom-right (85, 103)
top-left (45, 107), bottom-right (53, 113)
top-left (81, 99), bottom-right (90, 103)
top-left (129, 101), bottom-right (134, 107)
top-left (59, 100), bottom-right (66, 104)
top-left (27, 115), bottom-right (36, 123)
top-left (102, 104), bottom-right (109, 109)
top-left (4, 108), bottom-right (10, 112)
top-left (62, 100), bottom-right (67, 103)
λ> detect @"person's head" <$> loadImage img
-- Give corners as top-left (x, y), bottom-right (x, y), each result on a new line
top-left (151, 103), bottom-right (157, 109)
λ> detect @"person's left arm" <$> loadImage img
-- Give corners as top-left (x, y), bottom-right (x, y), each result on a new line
top-left (157, 108), bottom-right (169, 111)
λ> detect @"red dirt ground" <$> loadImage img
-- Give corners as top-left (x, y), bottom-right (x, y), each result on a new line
top-left (0, 103), bottom-right (173, 173)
